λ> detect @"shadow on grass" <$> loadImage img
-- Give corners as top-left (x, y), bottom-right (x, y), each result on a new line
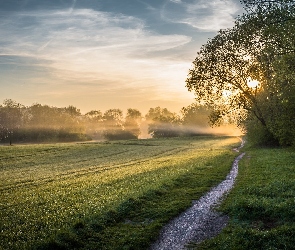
top-left (38, 153), bottom-right (237, 250)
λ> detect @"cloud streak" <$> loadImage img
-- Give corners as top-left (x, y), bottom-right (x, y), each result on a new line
top-left (0, 1), bottom-right (243, 113)
top-left (0, 9), bottom-right (193, 106)
top-left (162, 0), bottom-right (241, 31)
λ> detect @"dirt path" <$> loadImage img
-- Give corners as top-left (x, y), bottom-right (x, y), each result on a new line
top-left (150, 143), bottom-right (245, 250)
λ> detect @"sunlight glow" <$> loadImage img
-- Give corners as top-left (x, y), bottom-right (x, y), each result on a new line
top-left (222, 90), bottom-right (232, 97)
top-left (247, 78), bottom-right (260, 89)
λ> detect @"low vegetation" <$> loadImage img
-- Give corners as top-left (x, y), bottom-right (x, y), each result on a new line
top-left (0, 136), bottom-right (240, 249)
top-left (193, 144), bottom-right (295, 249)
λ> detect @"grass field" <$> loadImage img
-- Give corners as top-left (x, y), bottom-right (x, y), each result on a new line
top-left (195, 145), bottom-right (295, 249)
top-left (0, 136), bottom-right (240, 250)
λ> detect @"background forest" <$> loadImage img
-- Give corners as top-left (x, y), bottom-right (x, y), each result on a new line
top-left (0, 99), bottom-right (219, 144)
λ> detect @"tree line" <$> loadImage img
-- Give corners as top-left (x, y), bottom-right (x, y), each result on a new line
top-left (186, 0), bottom-right (295, 146)
top-left (0, 99), bottom-right (213, 144)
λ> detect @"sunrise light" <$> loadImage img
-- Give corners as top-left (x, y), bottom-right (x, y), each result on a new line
top-left (247, 78), bottom-right (260, 89)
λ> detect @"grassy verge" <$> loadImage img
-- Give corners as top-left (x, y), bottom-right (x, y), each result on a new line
top-left (0, 136), bottom-right (240, 250)
top-left (194, 145), bottom-right (295, 249)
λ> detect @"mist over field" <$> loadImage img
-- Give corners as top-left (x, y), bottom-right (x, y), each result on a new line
top-left (0, 100), bottom-right (242, 144)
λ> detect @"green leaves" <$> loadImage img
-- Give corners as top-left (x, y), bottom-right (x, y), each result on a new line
top-left (186, 0), bottom-right (295, 146)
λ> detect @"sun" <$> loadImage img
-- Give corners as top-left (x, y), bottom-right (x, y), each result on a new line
top-left (247, 78), bottom-right (260, 88)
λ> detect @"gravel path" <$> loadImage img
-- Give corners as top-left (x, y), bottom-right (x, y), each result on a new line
top-left (150, 143), bottom-right (245, 250)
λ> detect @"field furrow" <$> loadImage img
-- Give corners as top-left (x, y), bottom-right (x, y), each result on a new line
top-left (0, 145), bottom-right (191, 191)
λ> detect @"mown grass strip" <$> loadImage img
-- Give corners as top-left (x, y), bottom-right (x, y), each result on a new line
top-left (194, 145), bottom-right (295, 249)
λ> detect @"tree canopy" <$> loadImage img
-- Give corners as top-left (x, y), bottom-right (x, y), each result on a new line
top-left (186, 0), bottom-right (295, 145)
top-left (145, 107), bottom-right (181, 138)
top-left (0, 99), bottom-right (24, 145)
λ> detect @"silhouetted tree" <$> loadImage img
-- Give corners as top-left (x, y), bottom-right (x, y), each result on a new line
top-left (84, 110), bottom-right (103, 139)
top-left (146, 107), bottom-right (181, 138)
top-left (64, 105), bottom-right (81, 117)
top-left (124, 108), bottom-right (142, 139)
top-left (186, 0), bottom-right (295, 145)
top-left (180, 104), bottom-right (211, 136)
top-left (102, 109), bottom-right (124, 140)
top-left (0, 99), bottom-right (24, 145)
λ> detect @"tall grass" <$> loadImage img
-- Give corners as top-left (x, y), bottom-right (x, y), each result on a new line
top-left (0, 136), bottom-right (240, 249)
top-left (195, 145), bottom-right (295, 249)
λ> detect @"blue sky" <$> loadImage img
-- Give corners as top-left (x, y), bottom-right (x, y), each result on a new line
top-left (0, 0), bottom-right (244, 114)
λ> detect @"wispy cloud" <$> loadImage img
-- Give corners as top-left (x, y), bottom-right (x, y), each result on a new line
top-left (0, 8), bottom-right (194, 111)
top-left (162, 0), bottom-right (241, 31)
top-left (169, 0), bottom-right (182, 3)
top-left (135, 0), bottom-right (157, 11)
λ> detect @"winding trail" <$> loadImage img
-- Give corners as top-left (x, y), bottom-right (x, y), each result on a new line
top-left (150, 142), bottom-right (245, 250)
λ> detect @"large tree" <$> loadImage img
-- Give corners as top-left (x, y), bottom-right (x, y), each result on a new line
top-left (186, 25), bottom-right (264, 126)
top-left (186, 0), bottom-right (295, 145)
top-left (243, 0), bottom-right (295, 145)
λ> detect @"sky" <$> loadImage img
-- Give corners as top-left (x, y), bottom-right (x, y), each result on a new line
top-left (0, 0), bottom-right (244, 115)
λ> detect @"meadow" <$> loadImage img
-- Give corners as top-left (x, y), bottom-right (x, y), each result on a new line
top-left (0, 136), bottom-right (240, 250)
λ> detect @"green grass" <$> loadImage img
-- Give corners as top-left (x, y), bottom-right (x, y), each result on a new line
top-left (194, 145), bottom-right (295, 250)
top-left (0, 136), bottom-right (240, 250)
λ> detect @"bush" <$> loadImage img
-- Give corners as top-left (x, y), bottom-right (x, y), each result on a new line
top-left (245, 119), bottom-right (279, 147)
top-left (103, 130), bottom-right (138, 140)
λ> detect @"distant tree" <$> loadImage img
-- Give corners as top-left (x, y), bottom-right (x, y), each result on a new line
top-left (85, 110), bottom-right (103, 121)
top-left (124, 108), bottom-right (142, 139)
top-left (84, 110), bottom-right (103, 139)
top-left (180, 104), bottom-right (211, 135)
top-left (59, 106), bottom-right (85, 139)
top-left (0, 99), bottom-right (24, 145)
top-left (28, 104), bottom-right (58, 129)
top-left (145, 107), bottom-right (181, 138)
top-left (181, 104), bottom-right (210, 127)
top-left (22, 103), bottom-right (87, 142)
top-left (64, 105), bottom-right (81, 117)
top-left (103, 109), bottom-right (123, 128)
top-left (102, 109), bottom-right (124, 140)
